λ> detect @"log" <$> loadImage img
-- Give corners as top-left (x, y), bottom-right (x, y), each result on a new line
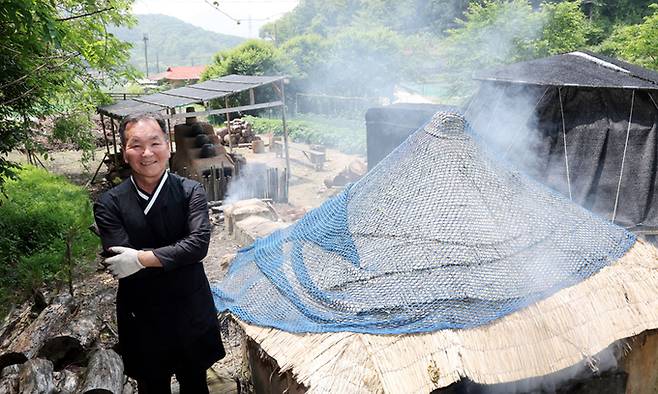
top-left (53, 368), bottom-right (80, 393)
top-left (122, 381), bottom-right (135, 394)
top-left (0, 294), bottom-right (75, 370)
top-left (79, 349), bottom-right (123, 394)
top-left (0, 363), bottom-right (20, 393)
top-left (18, 358), bottom-right (54, 394)
top-left (0, 372), bottom-right (19, 394)
top-left (37, 288), bottom-right (113, 369)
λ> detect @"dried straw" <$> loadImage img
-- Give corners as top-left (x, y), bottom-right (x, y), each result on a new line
top-left (236, 239), bottom-right (658, 393)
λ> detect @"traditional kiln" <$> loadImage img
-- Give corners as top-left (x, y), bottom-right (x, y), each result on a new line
top-left (213, 112), bottom-right (658, 393)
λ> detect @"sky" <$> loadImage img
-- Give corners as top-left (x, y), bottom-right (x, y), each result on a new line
top-left (132, 0), bottom-right (299, 38)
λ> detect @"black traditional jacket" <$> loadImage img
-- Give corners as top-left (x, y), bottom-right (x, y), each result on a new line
top-left (94, 172), bottom-right (224, 378)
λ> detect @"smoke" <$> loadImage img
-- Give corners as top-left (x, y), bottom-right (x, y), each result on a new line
top-left (224, 161), bottom-right (280, 204)
top-left (458, 342), bottom-right (626, 393)
top-left (465, 82), bottom-right (550, 178)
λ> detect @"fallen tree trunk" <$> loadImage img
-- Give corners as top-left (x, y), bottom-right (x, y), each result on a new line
top-left (0, 294), bottom-right (75, 371)
top-left (18, 358), bottom-right (54, 394)
top-left (79, 349), bottom-right (123, 394)
top-left (53, 368), bottom-right (81, 393)
top-left (37, 288), bottom-right (114, 369)
top-left (0, 364), bottom-right (20, 394)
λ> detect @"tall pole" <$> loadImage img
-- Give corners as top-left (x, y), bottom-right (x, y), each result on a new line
top-left (280, 80), bottom-right (291, 201)
top-left (143, 33), bottom-right (149, 78)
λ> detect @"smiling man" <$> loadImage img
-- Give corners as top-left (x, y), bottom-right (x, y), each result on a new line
top-left (93, 112), bottom-right (224, 393)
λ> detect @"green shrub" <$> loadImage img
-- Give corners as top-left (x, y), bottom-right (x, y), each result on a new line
top-left (0, 166), bottom-right (98, 315)
top-left (244, 115), bottom-right (366, 155)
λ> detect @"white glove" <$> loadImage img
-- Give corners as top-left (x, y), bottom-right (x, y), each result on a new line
top-left (106, 246), bottom-right (145, 279)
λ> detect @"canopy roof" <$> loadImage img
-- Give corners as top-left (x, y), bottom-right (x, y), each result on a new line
top-left (475, 51), bottom-right (658, 90)
top-left (98, 74), bottom-right (285, 118)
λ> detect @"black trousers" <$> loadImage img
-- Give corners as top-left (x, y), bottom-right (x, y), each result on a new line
top-left (137, 368), bottom-right (209, 394)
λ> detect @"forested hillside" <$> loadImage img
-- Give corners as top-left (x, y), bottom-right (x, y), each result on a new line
top-left (203, 0), bottom-right (658, 104)
top-left (110, 14), bottom-right (245, 74)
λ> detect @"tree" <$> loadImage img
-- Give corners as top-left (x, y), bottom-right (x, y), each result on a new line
top-left (535, 0), bottom-right (593, 56)
top-left (599, 4), bottom-right (658, 70)
top-left (321, 26), bottom-right (405, 97)
top-left (279, 34), bottom-right (328, 92)
top-left (0, 0), bottom-right (136, 193)
top-left (438, 0), bottom-right (592, 101)
top-left (201, 39), bottom-right (285, 80)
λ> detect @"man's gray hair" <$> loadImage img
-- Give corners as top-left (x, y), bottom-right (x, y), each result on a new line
top-left (118, 112), bottom-right (168, 145)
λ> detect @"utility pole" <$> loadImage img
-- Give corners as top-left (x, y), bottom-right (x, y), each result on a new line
top-left (156, 52), bottom-right (160, 73)
top-left (143, 33), bottom-right (149, 77)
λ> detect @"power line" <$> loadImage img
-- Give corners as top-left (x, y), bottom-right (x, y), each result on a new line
top-left (203, 0), bottom-right (241, 24)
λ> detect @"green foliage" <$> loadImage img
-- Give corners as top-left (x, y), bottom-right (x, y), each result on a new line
top-left (0, 0), bottom-right (136, 194)
top-left (245, 115), bottom-right (366, 154)
top-left (51, 112), bottom-right (96, 170)
top-left (0, 166), bottom-right (98, 314)
top-left (279, 34), bottom-right (328, 81)
top-left (438, 0), bottom-right (593, 102)
top-left (535, 1), bottom-right (593, 56)
top-left (108, 14), bottom-right (245, 74)
top-left (202, 40), bottom-right (285, 80)
top-left (322, 26), bottom-right (405, 97)
top-left (259, 0), bottom-right (472, 41)
top-left (599, 4), bottom-right (658, 69)
top-left (253, 0), bottom-right (658, 107)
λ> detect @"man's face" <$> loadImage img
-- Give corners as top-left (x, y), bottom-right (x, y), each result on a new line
top-left (123, 118), bottom-right (170, 181)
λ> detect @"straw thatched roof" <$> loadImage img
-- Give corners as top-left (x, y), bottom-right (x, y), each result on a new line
top-left (236, 239), bottom-right (658, 392)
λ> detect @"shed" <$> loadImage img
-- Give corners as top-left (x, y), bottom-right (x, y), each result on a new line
top-left (465, 51), bottom-right (658, 239)
top-left (94, 74), bottom-right (292, 192)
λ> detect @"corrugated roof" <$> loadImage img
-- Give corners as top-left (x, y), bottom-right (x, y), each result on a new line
top-left (98, 74), bottom-right (286, 118)
top-left (474, 51), bottom-right (658, 90)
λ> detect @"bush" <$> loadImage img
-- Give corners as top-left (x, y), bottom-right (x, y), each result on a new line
top-left (244, 115), bottom-right (366, 155)
top-left (0, 166), bottom-right (98, 315)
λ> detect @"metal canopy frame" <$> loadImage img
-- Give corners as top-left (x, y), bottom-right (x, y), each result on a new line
top-left (94, 74), bottom-right (292, 195)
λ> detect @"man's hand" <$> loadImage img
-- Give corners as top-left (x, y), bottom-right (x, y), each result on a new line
top-left (106, 246), bottom-right (145, 279)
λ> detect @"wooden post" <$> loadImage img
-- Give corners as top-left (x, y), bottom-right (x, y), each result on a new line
top-left (100, 114), bottom-right (110, 156)
top-left (167, 108), bottom-right (175, 154)
top-left (279, 80), bottom-right (291, 201)
top-left (225, 97), bottom-right (233, 153)
top-left (109, 117), bottom-right (118, 167)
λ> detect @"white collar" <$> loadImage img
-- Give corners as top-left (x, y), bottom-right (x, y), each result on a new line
top-left (130, 171), bottom-right (169, 215)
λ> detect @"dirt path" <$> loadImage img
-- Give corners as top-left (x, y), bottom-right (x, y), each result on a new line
top-left (6, 148), bottom-right (109, 186)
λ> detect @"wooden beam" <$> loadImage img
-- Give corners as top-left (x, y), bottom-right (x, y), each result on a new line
top-left (168, 101), bottom-right (283, 120)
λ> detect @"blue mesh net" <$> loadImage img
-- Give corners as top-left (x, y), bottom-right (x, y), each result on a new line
top-left (212, 112), bottom-right (635, 334)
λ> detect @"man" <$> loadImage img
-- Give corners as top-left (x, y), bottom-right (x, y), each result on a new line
top-left (94, 112), bottom-right (224, 393)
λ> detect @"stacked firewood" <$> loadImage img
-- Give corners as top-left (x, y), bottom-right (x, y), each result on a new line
top-left (0, 280), bottom-right (130, 393)
top-left (217, 119), bottom-right (261, 146)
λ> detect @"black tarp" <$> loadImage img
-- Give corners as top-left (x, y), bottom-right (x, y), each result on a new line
top-left (365, 103), bottom-right (458, 169)
top-left (467, 52), bottom-right (658, 235)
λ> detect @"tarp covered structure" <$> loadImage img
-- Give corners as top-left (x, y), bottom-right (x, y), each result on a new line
top-left (466, 51), bottom-right (658, 237)
top-left (213, 112), bottom-right (658, 391)
top-left (214, 111), bottom-right (637, 334)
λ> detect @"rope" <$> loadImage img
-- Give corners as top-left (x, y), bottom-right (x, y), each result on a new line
top-left (612, 90), bottom-right (635, 224)
top-left (648, 92), bottom-right (658, 112)
top-left (558, 87), bottom-right (572, 200)
top-left (503, 87), bottom-right (550, 157)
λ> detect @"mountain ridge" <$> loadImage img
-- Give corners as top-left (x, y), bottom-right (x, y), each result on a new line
top-left (109, 14), bottom-right (245, 74)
